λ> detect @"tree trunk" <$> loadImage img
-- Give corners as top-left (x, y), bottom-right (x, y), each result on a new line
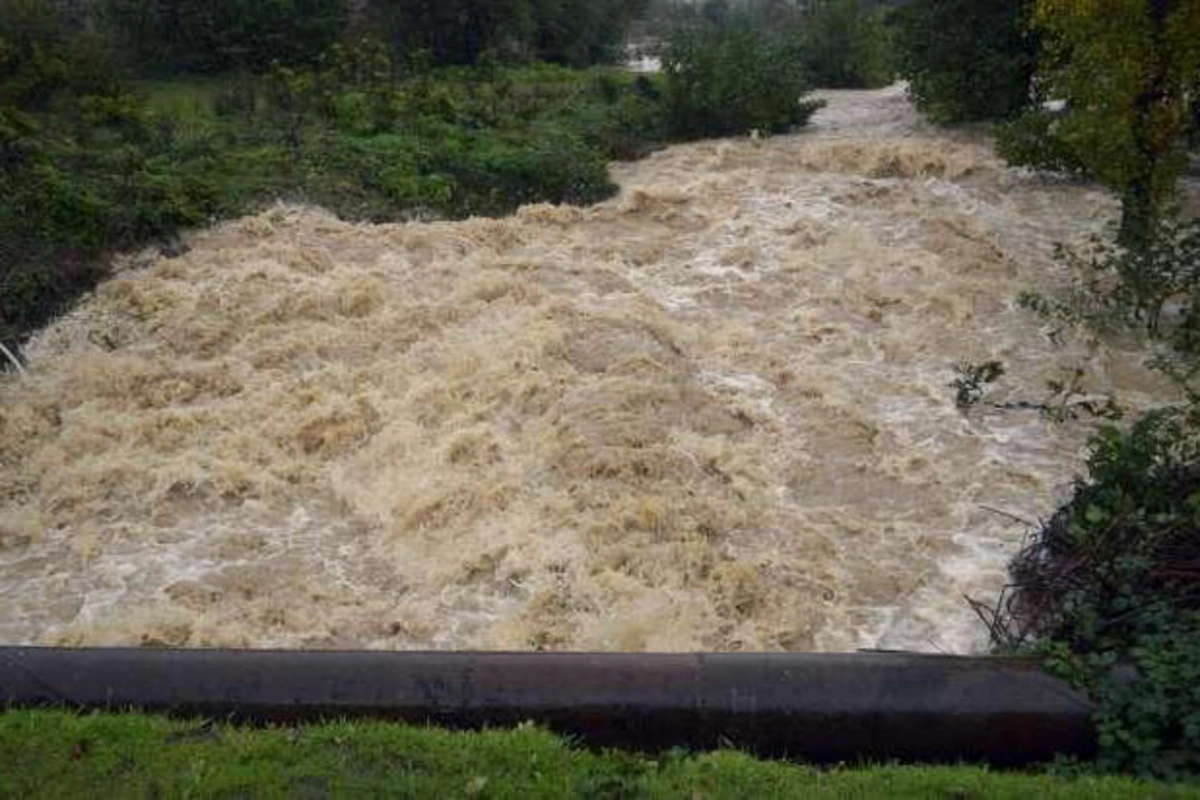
top-left (1120, 0), bottom-right (1175, 249)
top-left (1119, 172), bottom-right (1156, 249)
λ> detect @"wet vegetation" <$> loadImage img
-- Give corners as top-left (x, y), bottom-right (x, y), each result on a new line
top-left (989, 409), bottom-right (1200, 779)
top-left (0, 0), bottom-right (899, 350)
top-left (0, 0), bottom-right (663, 347)
top-left (3, 710), bottom-right (1196, 798)
top-left (890, 0), bottom-right (1037, 124)
top-left (891, 0), bottom-right (1200, 780)
top-left (4, 0), bottom-right (1200, 787)
top-left (643, 0), bottom-right (894, 89)
top-left (981, 227), bottom-right (1200, 777)
top-left (661, 23), bottom-right (821, 139)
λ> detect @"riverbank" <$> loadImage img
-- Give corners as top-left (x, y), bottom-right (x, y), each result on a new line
top-left (1, 62), bottom-right (668, 349)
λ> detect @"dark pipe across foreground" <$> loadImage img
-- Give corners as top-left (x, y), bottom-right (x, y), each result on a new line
top-left (0, 648), bottom-right (1095, 765)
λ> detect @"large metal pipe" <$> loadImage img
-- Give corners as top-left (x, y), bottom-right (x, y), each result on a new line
top-left (0, 648), bottom-right (1094, 765)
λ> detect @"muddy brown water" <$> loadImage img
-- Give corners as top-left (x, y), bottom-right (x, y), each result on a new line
top-left (0, 86), bottom-right (1178, 652)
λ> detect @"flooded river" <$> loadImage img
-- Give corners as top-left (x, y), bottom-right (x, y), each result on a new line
top-left (0, 86), bottom-right (1176, 652)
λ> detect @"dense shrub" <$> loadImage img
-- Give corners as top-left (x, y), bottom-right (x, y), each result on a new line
top-left (433, 132), bottom-right (616, 216)
top-left (0, 1), bottom-right (219, 347)
top-left (989, 409), bottom-right (1200, 778)
top-left (1, 25), bottom-right (671, 347)
top-left (1002, 206), bottom-right (1200, 777)
top-left (996, 109), bottom-right (1089, 177)
top-left (538, 72), bottom-right (666, 160)
top-left (890, 0), bottom-right (1037, 123)
top-left (662, 23), bottom-right (821, 139)
top-left (1019, 218), bottom-right (1200, 356)
top-left (797, 0), bottom-right (893, 89)
top-left (0, 100), bottom-right (219, 345)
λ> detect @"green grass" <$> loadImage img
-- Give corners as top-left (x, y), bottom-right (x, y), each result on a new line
top-left (0, 711), bottom-right (1195, 798)
top-left (137, 76), bottom-right (231, 117)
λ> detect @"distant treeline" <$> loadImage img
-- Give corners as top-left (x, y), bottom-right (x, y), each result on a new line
top-left (84, 0), bottom-right (649, 73)
top-left (638, 0), bottom-right (895, 89)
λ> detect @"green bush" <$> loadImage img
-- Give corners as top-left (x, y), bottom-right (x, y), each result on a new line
top-left (0, 0), bottom-right (121, 110)
top-left (662, 23), bottom-right (821, 139)
top-left (307, 125), bottom-right (616, 221)
top-left (1019, 218), bottom-right (1200, 354)
top-left (436, 132), bottom-right (616, 215)
top-left (1004, 211), bottom-right (1200, 778)
top-left (0, 1), bottom-right (222, 347)
top-left (890, 0), bottom-right (1037, 123)
top-left (997, 109), bottom-right (1089, 176)
top-left (541, 72), bottom-right (666, 160)
top-left (798, 0), bottom-right (893, 89)
top-left (0, 99), bottom-right (218, 345)
top-left (992, 409), bottom-right (1200, 778)
top-left (585, 88), bottom-right (666, 160)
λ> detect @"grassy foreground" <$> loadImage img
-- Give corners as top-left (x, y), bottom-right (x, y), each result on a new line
top-left (0, 711), bottom-right (1196, 798)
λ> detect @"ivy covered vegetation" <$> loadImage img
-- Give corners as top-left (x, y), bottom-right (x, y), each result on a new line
top-left (892, 0), bottom-right (1200, 781)
top-left (979, 405), bottom-right (1200, 779)
top-left (994, 224), bottom-right (1200, 777)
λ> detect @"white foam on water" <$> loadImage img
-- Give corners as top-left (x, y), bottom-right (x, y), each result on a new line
top-left (0, 86), bottom-right (1181, 653)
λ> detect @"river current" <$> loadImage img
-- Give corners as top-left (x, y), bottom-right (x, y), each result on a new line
top-left (0, 85), bottom-right (1176, 652)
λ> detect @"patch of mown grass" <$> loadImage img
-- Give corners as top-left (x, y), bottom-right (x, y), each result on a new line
top-left (0, 710), bottom-right (1195, 799)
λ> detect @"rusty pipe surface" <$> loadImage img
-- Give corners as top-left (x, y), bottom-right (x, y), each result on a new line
top-left (0, 648), bottom-right (1095, 765)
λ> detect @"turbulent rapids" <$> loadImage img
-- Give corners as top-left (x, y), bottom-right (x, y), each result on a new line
top-left (0, 86), bottom-right (1178, 653)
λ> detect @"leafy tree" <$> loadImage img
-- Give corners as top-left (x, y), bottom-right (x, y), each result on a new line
top-left (662, 21), bottom-right (821, 138)
top-left (98, 0), bottom-right (350, 74)
top-left (369, 0), bottom-right (648, 67)
top-left (372, 0), bottom-right (531, 66)
top-left (701, 0), bottom-right (731, 26)
top-left (890, 0), bottom-right (1037, 123)
top-left (1191, 73), bottom-right (1200, 148)
top-left (1, 0), bottom-right (120, 109)
top-left (532, 0), bottom-right (650, 66)
top-left (798, 0), bottom-right (892, 89)
top-left (1032, 0), bottom-right (1200, 246)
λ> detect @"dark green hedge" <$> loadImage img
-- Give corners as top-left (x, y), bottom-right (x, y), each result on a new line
top-left (890, 0), bottom-right (1037, 123)
top-left (662, 23), bottom-right (822, 139)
